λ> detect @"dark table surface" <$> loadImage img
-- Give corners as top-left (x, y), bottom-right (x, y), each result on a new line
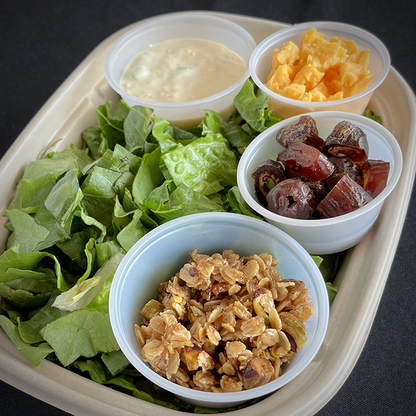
top-left (1, 1), bottom-right (415, 415)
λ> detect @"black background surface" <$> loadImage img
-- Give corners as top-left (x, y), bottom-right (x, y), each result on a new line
top-left (1, 1), bottom-right (415, 415)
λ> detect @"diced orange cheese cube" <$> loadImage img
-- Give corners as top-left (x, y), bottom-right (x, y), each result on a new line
top-left (339, 62), bottom-right (367, 87)
top-left (307, 89), bottom-right (327, 102)
top-left (309, 82), bottom-right (330, 100)
top-left (272, 41), bottom-right (300, 67)
top-left (346, 48), bottom-right (370, 70)
top-left (344, 72), bottom-right (373, 97)
top-left (280, 84), bottom-right (306, 100)
top-left (266, 64), bottom-right (294, 91)
top-left (292, 63), bottom-right (325, 91)
top-left (307, 41), bottom-right (349, 72)
top-left (299, 28), bottom-right (325, 65)
top-left (330, 36), bottom-right (359, 55)
top-left (328, 91), bottom-right (344, 100)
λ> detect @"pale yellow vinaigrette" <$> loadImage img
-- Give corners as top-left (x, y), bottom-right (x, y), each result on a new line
top-left (120, 38), bottom-right (247, 103)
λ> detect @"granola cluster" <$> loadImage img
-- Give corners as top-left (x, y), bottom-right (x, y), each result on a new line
top-left (134, 249), bottom-right (314, 392)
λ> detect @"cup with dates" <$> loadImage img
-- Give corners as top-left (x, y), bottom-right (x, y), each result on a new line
top-left (237, 111), bottom-right (402, 255)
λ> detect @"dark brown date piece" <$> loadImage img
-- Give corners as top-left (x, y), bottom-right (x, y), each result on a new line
top-left (266, 178), bottom-right (315, 219)
top-left (304, 180), bottom-right (329, 209)
top-left (276, 115), bottom-right (325, 150)
top-left (326, 156), bottom-right (361, 189)
top-left (277, 142), bottom-right (335, 182)
top-left (361, 159), bottom-right (390, 198)
top-left (323, 120), bottom-right (369, 162)
top-left (316, 174), bottom-right (373, 218)
top-left (251, 159), bottom-right (286, 206)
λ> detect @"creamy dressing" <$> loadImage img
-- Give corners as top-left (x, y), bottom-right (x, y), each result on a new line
top-left (120, 38), bottom-right (247, 103)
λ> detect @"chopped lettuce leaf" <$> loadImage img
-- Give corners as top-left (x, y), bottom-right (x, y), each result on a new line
top-left (326, 282), bottom-right (338, 303)
top-left (5, 209), bottom-right (50, 253)
top-left (41, 308), bottom-right (118, 366)
top-left (101, 349), bottom-right (130, 376)
top-left (18, 290), bottom-right (67, 344)
top-left (95, 101), bottom-right (126, 149)
top-left (161, 133), bottom-right (238, 195)
top-left (226, 186), bottom-right (263, 219)
top-left (7, 172), bottom-right (56, 213)
top-left (364, 109), bottom-right (382, 124)
top-left (203, 109), bottom-right (254, 154)
top-left (81, 123), bottom-right (103, 160)
top-left (52, 253), bottom-right (123, 312)
top-left (42, 263), bottom-right (121, 366)
top-left (144, 182), bottom-right (225, 223)
top-left (0, 315), bottom-right (54, 365)
top-left (131, 148), bottom-right (164, 204)
top-left (0, 282), bottom-right (51, 309)
top-left (234, 78), bottom-right (283, 133)
top-left (123, 104), bottom-right (153, 152)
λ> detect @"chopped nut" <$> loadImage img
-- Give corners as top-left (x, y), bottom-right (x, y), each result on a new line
top-left (269, 307), bottom-right (282, 330)
top-left (140, 299), bottom-right (165, 321)
top-left (242, 357), bottom-right (274, 389)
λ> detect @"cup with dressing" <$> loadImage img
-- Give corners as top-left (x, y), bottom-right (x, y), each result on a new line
top-left (105, 13), bottom-right (256, 128)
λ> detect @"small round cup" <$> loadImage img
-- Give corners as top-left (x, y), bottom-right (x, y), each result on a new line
top-left (105, 13), bottom-right (256, 128)
top-left (249, 21), bottom-right (390, 119)
top-left (109, 212), bottom-right (329, 408)
top-left (237, 111), bottom-right (403, 255)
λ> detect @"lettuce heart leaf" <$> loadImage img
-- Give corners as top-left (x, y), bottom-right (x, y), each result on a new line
top-left (160, 133), bottom-right (238, 195)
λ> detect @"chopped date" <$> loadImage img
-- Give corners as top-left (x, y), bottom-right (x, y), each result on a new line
top-left (361, 159), bottom-right (390, 198)
top-left (326, 156), bottom-right (361, 189)
top-left (251, 159), bottom-right (286, 206)
top-left (266, 178), bottom-right (315, 219)
top-left (304, 180), bottom-right (329, 207)
top-left (276, 115), bottom-right (325, 150)
top-left (277, 142), bottom-right (335, 182)
top-left (251, 115), bottom-right (389, 220)
top-left (316, 174), bottom-right (373, 218)
top-left (323, 120), bottom-right (369, 162)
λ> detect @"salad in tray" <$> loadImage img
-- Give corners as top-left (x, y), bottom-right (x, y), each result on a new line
top-left (0, 79), bottom-right (345, 412)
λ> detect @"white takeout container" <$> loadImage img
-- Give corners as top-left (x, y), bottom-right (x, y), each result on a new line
top-left (0, 11), bottom-right (415, 416)
top-left (109, 212), bottom-right (329, 408)
top-left (105, 13), bottom-right (256, 128)
top-left (250, 21), bottom-right (390, 119)
top-left (237, 111), bottom-right (403, 255)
